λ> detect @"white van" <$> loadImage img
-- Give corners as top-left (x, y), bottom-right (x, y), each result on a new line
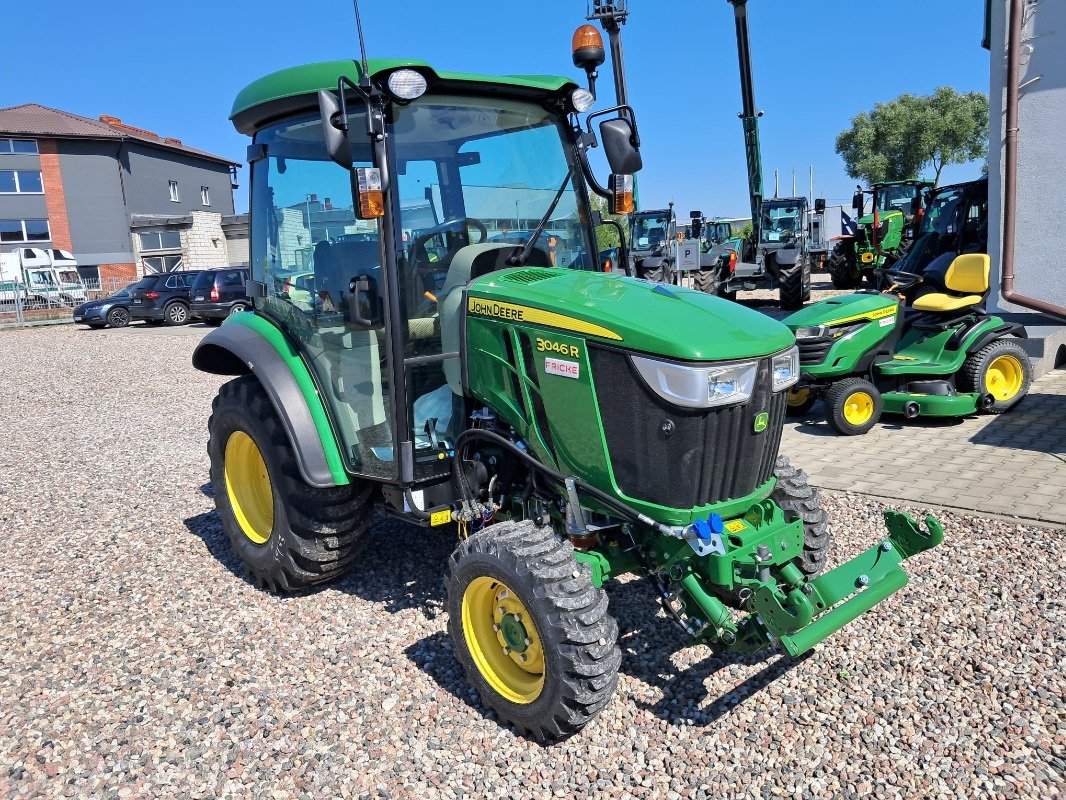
top-left (0, 247), bottom-right (86, 306)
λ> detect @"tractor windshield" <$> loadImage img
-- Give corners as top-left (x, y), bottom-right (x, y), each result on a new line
top-left (630, 213), bottom-right (671, 251)
top-left (709, 222), bottom-right (733, 243)
top-left (875, 184), bottom-right (920, 215)
top-left (760, 203), bottom-right (801, 243)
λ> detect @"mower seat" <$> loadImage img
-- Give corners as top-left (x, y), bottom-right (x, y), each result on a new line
top-left (910, 253), bottom-right (989, 313)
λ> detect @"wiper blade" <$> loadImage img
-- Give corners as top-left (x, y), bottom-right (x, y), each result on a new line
top-left (509, 165), bottom-right (576, 267)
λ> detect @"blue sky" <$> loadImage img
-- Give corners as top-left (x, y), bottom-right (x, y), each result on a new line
top-left (0, 1), bottom-right (989, 216)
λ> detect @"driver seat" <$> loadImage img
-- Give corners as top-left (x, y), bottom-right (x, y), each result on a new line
top-left (910, 253), bottom-right (990, 313)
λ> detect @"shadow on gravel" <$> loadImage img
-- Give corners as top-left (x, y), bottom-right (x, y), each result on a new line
top-left (183, 510), bottom-right (257, 588)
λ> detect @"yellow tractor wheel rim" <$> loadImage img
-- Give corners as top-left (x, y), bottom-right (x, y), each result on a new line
top-left (787, 387), bottom-right (810, 407)
top-left (842, 390), bottom-right (875, 426)
top-left (985, 355), bottom-right (1024, 401)
top-left (461, 577), bottom-right (545, 705)
top-left (224, 431), bottom-right (275, 545)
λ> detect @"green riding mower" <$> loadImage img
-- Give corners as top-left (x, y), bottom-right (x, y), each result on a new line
top-left (782, 254), bottom-right (1032, 435)
top-left (192, 36), bottom-right (944, 741)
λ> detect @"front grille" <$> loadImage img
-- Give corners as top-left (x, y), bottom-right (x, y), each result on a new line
top-left (590, 347), bottom-right (786, 509)
top-left (797, 336), bottom-right (834, 366)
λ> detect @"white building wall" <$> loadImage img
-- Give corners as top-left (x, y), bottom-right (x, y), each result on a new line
top-left (180, 211), bottom-right (229, 270)
top-left (988, 0), bottom-right (1066, 313)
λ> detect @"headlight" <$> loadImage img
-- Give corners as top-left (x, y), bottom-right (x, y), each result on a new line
top-left (630, 355), bottom-right (757, 409)
top-left (386, 69), bottom-right (428, 100)
top-left (570, 88), bottom-right (595, 113)
top-left (794, 325), bottom-right (827, 340)
top-left (771, 346), bottom-right (800, 392)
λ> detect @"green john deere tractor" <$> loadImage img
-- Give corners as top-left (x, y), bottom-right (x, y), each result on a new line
top-left (192, 46), bottom-right (943, 740)
top-left (783, 177), bottom-right (1032, 435)
top-left (828, 180), bottom-right (933, 289)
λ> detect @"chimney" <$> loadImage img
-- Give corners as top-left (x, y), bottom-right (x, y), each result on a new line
top-left (324, 197), bottom-right (333, 210)
top-left (309, 194), bottom-right (318, 203)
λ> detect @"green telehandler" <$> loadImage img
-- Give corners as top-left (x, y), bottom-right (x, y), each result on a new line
top-left (192, 15), bottom-right (943, 740)
top-left (828, 179), bottom-right (934, 289)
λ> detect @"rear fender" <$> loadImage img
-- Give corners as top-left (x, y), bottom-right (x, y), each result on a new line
top-left (192, 315), bottom-right (350, 488)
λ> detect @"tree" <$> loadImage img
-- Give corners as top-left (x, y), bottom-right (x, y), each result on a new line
top-left (835, 87), bottom-right (988, 186)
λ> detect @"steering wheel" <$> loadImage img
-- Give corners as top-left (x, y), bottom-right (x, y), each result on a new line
top-left (874, 267), bottom-right (923, 293)
top-left (410, 217), bottom-right (488, 276)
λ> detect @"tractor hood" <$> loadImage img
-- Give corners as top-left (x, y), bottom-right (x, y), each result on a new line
top-left (468, 268), bottom-right (794, 361)
top-left (783, 291), bottom-right (898, 331)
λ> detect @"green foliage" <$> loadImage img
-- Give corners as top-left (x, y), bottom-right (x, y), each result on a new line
top-left (590, 195), bottom-right (629, 251)
top-left (835, 87), bottom-right (988, 186)
top-left (735, 221), bottom-right (753, 242)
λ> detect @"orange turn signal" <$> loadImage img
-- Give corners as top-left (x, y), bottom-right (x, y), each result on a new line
top-left (355, 168), bottom-right (384, 219)
top-left (610, 174), bottom-right (634, 215)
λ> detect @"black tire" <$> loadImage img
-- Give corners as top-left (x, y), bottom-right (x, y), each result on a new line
top-left (784, 386), bottom-right (818, 417)
top-left (693, 268), bottom-right (715, 294)
top-left (771, 455), bottom-right (831, 580)
top-left (447, 520), bottom-right (620, 741)
top-left (106, 307), bottom-right (130, 328)
top-left (641, 265), bottom-right (665, 283)
top-left (827, 243), bottom-right (859, 289)
top-left (208, 375), bottom-right (373, 592)
top-left (957, 339), bottom-right (1032, 414)
top-left (825, 377), bottom-right (883, 436)
top-left (228, 302), bottom-right (248, 316)
top-left (779, 266), bottom-right (806, 310)
top-left (163, 301), bottom-right (190, 326)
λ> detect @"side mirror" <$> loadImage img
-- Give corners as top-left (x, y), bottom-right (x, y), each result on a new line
top-left (318, 90), bottom-right (352, 169)
top-left (599, 118), bottom-right (643, 175)
top-left (852, 192), bottom-right (864, 212)
top-left (814, 197), bottom-right (826, 213)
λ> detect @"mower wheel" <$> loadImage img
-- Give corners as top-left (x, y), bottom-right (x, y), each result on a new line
top-left (785, 386), bottom-right (818, 417)
top-left (693, 268), bottom-right (716, 294)
top-left (447, 520), bottom-right (620, 741)
top-left (825, 378), bottom-right (882, 435)
top-left (779, 266), bottom-right (806, 310)
top-left (958, 339), bottom-right (1032, 414)
top-left (771, 455), bottom-right (831, 580)
top-left (208, 375), bottom-right (372, 592)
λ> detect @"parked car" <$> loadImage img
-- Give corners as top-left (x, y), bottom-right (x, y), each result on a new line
top-left (190, 268), bottom-right (250, 324)
top-left (72, 283), bottom-right (136, 328)
top-left (129, 271), bottom-right (203, 325)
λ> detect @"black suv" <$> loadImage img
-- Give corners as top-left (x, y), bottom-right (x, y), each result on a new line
top-left (129, 271), bottom-right (203, 325)
top-left (190, 268), bottom-right (250, 324)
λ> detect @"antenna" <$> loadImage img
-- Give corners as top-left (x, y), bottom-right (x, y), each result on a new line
top-left (352, 0), bottom-right (370, 88)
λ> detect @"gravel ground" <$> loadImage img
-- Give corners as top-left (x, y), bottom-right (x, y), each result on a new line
top-left (0, 323), bottom-right (1063, 799)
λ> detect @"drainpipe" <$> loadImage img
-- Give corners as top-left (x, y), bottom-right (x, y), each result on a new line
top-left (1000, 0), bottom-right (1066, 321)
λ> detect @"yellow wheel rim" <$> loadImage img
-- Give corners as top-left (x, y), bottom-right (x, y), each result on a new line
top-left (842, 390), bottom-right (875, 426)
top-left (985, 355), bottom-right (1024, 402)
top-left (461, 577), bottom-right (545, 705)
top-left (787, 387), bottom-right (810, 407)
top-left (224, 431), bottom-right (274, 545)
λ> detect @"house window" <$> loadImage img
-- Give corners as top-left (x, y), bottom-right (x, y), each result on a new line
top-left (142, 255), bottom-right (184, 273)
top-left (0, 218), bottom-right (50, 242)
top-left (169, 180), bottom-right (180, 202)
top-left (0, 170), bottom-right (43, 193)
top-left (0, 138), bottom-right (38, 154)
top-left (138, 230), bottom-right (182, 251)
top-left (201, 186), bottom-right (210, 206)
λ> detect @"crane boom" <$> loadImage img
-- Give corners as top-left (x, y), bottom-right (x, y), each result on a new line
top-left (728, 0), bottom-right (764, 232)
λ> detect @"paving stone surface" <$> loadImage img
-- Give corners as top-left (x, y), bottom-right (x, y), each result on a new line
top-left (780, 368), bottom-right (1066, 525)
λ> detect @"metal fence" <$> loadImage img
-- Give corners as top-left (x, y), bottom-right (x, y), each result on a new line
top-left (0, 276), bottom-right (133, 328)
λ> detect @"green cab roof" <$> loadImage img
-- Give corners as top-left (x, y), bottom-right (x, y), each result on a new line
top-left (231, 59), bottom-right (578, 135)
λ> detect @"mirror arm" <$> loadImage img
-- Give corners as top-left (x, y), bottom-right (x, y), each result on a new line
top-left (585, 104), bottom-right (640, 147)
top-left (575, 133), bottom-right (611, 199)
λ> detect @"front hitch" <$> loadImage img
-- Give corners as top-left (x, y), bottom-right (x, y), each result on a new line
top-left (715, 510), bottom-right (943, 656)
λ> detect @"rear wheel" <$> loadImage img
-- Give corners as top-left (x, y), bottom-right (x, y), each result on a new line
top-left (825, 377), bottom-right (882, 435)
top-left (785, 386), bottom-right (818, 417)
top-left (827, 243), bottom-right (859, 289)
top-left (958, 339), bottom-right (1032, 414)
top-left (228, 302), bottom-right (248, 316)
top-left (106, 307), bottom-right (130, 328)
top-left (163, 302), bottom-right (189, 325)
top-left (447, 520), bottom-right (620, 741)
top-left (208, 376), bottom-right (372, 592)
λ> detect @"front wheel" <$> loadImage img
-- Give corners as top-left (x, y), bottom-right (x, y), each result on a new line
top-left (958, 339), bottom-right (1032, 414)
top-left (106, 307), bottom-right (130, 328)
top-left (208, 376), bottom-right (373, 592)
top-left (785, 386), bottom-right (818, 417)
top-left (779, 265), bottom-right (806, 310)
top-left (771, 456), bottom-right (831, 580)
top-left (825, 377), bottom-right (883, 435)
top-left (447, 521), bottom-right (620, 741)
